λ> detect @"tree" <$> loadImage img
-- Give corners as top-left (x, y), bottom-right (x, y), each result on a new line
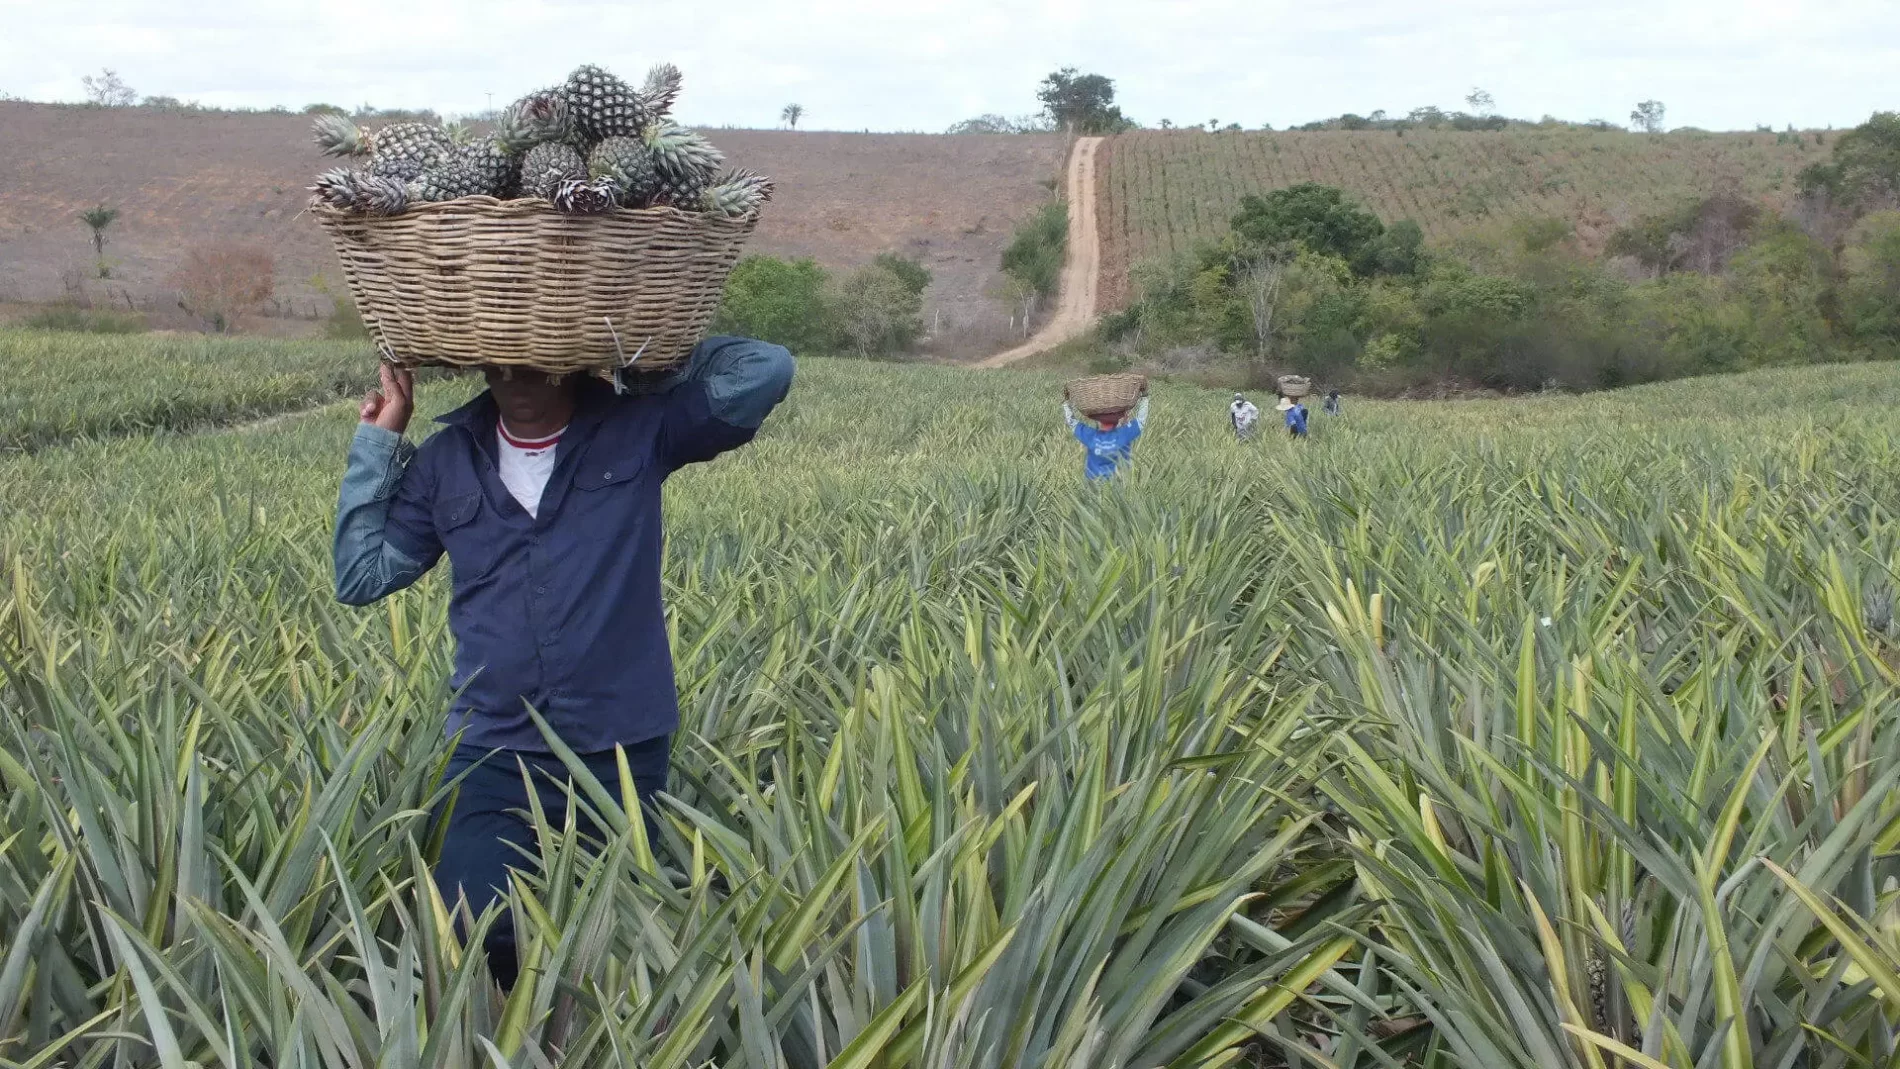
top-left (831, 263), bottom-right (923, 356)
top-left (1797, 111), bottom-right (1900, 217)
top-left (1236, 246), bottom-right (1292, 358)
top-left (711, 256), bottom-right (834, 352)
top-left (1158, 119), bottom-right (1174, 130)
top-left (1231, 183), bottom-right (1386, 270)
top-left (871, 252), bottom-right (931, 296)
top-left (79, 205), bottom-right (118, 260)
top-left (946, 114), bottom-right (1017, 134)
top-left (81, 68), bottom-right (136, 107)
top-left (781, 103), bottom-right (804, 130)
top-left (1630, 100), bottom-right (1666, 134)
top-left (1465, 87), bottom-right (1495, 115)
top-left (171, 244), bottom-right (275, 332)
top-left (1036, 68), bottom-right (1133, 135)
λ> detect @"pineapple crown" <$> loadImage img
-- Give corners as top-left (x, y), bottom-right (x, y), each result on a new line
top-left (551, 177), bottom-right (617, 214)
top-left (497, 90), bottom-right (572, 154)
top-left (638, 64), bottom-right (683, 119)
top-left (640, 122), bottom-right (724, 176)
top-left (311, 113), bottom-right (369, 158)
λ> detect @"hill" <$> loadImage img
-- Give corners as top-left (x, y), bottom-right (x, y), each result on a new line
top-left (1096, 126), bottom-right (1827, 307)
top-left (0, 103), bottom-right (1065, 345)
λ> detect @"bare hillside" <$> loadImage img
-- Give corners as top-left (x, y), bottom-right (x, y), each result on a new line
top-left (0, 103), bottom-right (1065, 342)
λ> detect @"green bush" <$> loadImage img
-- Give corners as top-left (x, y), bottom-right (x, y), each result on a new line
top-left (711, 255), bottom-right (835, 353)
top-left (830, 264), bottom-right (924, 357)
top-left (1002, 201), bottom-right (1068, 300)
top-left (20, 305), bottom-right (147, 334)
top-left (871, 252), bottom-right (932, 297)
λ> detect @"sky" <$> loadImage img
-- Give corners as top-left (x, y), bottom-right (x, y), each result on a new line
top-left (2, 0), bottom-right (1895, 133)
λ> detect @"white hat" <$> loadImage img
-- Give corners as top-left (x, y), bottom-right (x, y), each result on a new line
top-left (1275, 397), bottom-right (1294, 412)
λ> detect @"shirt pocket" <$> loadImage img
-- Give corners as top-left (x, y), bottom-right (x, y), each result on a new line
top-left (434, 491), bottom-right (501, 586)
top-left (568, 460), bottom-right (648, 541)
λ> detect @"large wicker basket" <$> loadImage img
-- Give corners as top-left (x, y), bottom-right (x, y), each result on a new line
top-left (1276, 374), bottom-right (1312, 399)
top-left (312, 196), bottom-right (757, 375)
top-left (1065, 373), bottom-right (1148, 418)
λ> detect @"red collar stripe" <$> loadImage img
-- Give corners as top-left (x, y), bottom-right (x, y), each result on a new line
top-left (498, 422), bottom-right (565, 450)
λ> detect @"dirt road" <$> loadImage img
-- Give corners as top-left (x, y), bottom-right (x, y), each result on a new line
top-left (975, 137), bottom-right (1103, 369)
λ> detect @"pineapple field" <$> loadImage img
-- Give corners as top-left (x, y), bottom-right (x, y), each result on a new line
top-left (1096, 128), bottom-right (1828, 308)
top-left (4, 328), bottom-right (1900, 1067)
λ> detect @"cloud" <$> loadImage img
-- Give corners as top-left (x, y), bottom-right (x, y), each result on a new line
top-left (3, 0), bottom-right (1894, 131)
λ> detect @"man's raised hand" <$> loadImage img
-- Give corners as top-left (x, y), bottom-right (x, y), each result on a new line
top-left (360, 363), bottom-right (414, 435)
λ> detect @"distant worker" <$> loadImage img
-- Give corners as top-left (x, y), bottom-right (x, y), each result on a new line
top-left (1323, 389), bottom-right (1342, 417)
top-left (1065, 395), bottom-right (1149, 480)
top-left (1278, 395), bottom-right (1309, 438)
top-left (1229, 393), bottom-right (1260, 440)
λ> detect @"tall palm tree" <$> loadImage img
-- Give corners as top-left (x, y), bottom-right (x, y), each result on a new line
top-left (781, 103), bottom-right (804, 130)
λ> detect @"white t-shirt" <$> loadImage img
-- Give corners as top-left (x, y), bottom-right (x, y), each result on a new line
top-left (497, 421), bottom-right (566, 518)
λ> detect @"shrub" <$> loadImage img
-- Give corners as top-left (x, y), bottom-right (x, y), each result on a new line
top-left (1001, 201), bottom-right (1068, 301)
top-left (170, 244), bottom-right (276, 333)
top-left (1840, 211), bottom-right (1900, 348)
top-left (712, 256), bottom-right (834, 353)
top-left (20, 304), bottom-right (147, 334)
top-left (830, 264), bottom-right (924, 357)
top-left (871, 253), bottom-right (932, 296)
top-left (1232, 183), bottom-right (1385, 266)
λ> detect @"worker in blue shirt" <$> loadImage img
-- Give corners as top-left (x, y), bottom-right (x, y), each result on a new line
top-left (1279, 395), bottom-right (1309, 437)
top-left (1064, 395), bottom-right (1149, 480)
top-left (333, 337), bottom-right (793, 990)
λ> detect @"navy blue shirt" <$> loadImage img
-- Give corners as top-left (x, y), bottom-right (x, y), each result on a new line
top-left (333, 337), bottom-right (793, 754)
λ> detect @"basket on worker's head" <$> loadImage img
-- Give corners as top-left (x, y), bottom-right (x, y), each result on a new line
top-left (1276, 375), bottom-right (1312, 399)
top-left (313, 197), bottom-right (758, 376)
top-left (1065, 373), bottom-right (1148, 419)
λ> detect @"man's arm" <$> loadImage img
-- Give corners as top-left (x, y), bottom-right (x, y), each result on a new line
top-left (1063, 401), bottom-right (1081, 432)
top-left (655, 336), bottom-right (794, 470)
top-left (335, 366), bottom-right (442, 606)
top-left (1130, 396), bottom-right (1150, 429)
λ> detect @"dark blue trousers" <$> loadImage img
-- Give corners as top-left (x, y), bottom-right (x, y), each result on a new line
top-left (434, 735), bottom-right (669, 989)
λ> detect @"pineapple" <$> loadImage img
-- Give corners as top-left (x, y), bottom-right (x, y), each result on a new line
top-left (522, 142), bottom-right (587, 200)
top-left (457, 137), bottom-right (521, 198)
top-left (498, 90), bottom-right (572, 153)
top-left (587, 137), bottom-right (660, 207)
top-left (551, 177), bottom-right (617, 214)
top-left (562, 64), bottom-right (649, 142)
top-left (638, 64), bottom-right (683, 120)
top-left (312, 114), bottom-right (450, 182)
top-left (640, 122), bottom-right (723, 206)
top-left (697, 169), bottom-right (774, 219)
top-left (356, 173), bottom-right (410, 215)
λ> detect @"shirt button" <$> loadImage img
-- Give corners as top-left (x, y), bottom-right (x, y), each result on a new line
top-left (601, 470), bottom-right (613, 480)
top-left (535, 585), bottom-right (548, 595)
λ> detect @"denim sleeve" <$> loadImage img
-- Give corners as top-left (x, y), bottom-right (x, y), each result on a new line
top-left (657, 336), bottom-right (795, 470)
top-left (334, 425), bottom-right (440, 606)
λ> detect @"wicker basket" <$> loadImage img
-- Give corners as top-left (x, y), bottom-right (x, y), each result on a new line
top-left (1065, 373), bottom-right (1148, 418)
top-left (312, 196), bottom-right (758, 375)
top-left (1276, 374), bottom-right (1312, 399)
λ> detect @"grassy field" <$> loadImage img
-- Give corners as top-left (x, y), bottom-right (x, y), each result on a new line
top-left (3, 330), bottom-right (1899, 1067)
top-left (1097, 127), bottom-right (1826, 306)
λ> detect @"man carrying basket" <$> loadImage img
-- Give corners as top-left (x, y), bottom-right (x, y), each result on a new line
top-left (1063, 373), bottom-right (1150, 481)
top-left (333, 338), bottom-right (793, 990)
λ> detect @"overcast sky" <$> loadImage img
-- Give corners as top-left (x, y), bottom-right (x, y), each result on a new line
top-left (2, 0), bottom-right (1894, 132)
